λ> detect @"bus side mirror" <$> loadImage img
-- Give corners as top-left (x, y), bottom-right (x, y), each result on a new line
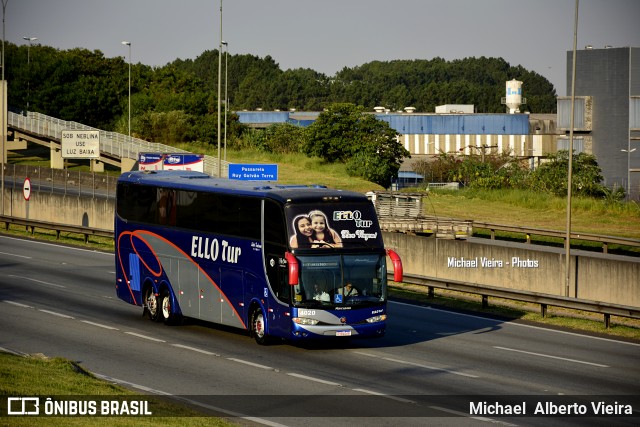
top-left (285, 252), bottom-right (299, 285)
top-left (386, 249), bottom-right (403, 282)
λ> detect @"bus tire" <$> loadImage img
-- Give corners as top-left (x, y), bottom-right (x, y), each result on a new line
top-left (250, 307), bottom-right (269, 345)
top-left (159, 288), bottom-right (180, 325)
top-left (143, 285), bottom-right (161, 322)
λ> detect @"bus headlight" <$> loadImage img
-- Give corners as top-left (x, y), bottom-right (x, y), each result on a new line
top-left (366, 314), bottom-right (387, 323)
top-left (293, 317), bottom-right (319, 326)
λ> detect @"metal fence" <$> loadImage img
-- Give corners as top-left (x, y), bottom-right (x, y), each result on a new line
top-left (3, 164), bottom-right (117, 198)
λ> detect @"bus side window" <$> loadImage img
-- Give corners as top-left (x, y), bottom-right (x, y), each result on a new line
top-left (157, 188), bottom-right (176, 225)
top-left (264, 200), bottom-right (287, 246)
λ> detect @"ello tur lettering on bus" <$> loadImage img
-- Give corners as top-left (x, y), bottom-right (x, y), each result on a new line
top-left (191, 236), bottom-right (242, 264)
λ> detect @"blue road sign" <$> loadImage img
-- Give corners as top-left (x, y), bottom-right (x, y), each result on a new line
top-left (228, 164), bottom-right (278, 181)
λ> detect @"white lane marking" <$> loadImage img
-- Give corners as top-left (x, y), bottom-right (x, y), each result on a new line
top-left (494, 346), bottom-right (610, 367)
top-left (0, 251), bottom-right (32, 259)
top-left (172, 344), bottom-right (220, 356)
top-left (80, 320), bottom-right (119, 330)
top-left (0, 235), bottom-right (113, 254)
top-left (3, 300), bottom-right (33, 308)
top-left (93, 372), bottom-right (173, 394)
top-left (354, 351), bottom-right (479, 378)
top-left (286, 372), bottom-right (342, 386)
top-left (38, 309), bottom-right (75, 319)
top-left (124, 332), bottom-right (166, 342)
top-left (352, 388), bottom-right (415, 403)
top-left (227, 358), bottom-right (273, 370)
top-left (391, 301), bottom-right (640, 347)
top-left (9, 275), bottom-right (66, 288)
top-left (92, 373), bottom-right (287, 426)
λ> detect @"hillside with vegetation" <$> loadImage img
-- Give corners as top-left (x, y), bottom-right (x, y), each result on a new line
top-left (7, 42), bottom-right (556, 145)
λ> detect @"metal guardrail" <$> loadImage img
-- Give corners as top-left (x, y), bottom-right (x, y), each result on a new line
top-left (0, 215), bottom-right (112, 244)
top-left (392, 273), bottom-right (640, 328)
top-left (0, 214), bottom-right (636, 327)
top-left (8, 110), bottom-right (230, 177)
top-left (473, 221), bottom-right (640, 254)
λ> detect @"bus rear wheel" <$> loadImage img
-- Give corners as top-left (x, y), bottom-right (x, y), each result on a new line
top-left (159, 288), bottom-right (179, 325)
top-left (251, 308), bottom-right (269, 345)
top-left (143, 286), bottom-right (161, 322)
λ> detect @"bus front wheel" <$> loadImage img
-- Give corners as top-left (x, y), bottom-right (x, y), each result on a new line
top-left (251, 308), bottom-right (269, 345)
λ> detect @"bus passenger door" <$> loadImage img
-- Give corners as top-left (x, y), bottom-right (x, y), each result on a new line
top-left (264, 253), bottom-right (292, 338)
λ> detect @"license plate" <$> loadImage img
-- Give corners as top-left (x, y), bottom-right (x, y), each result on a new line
top-left (336, 330), bottom-right (352, 337)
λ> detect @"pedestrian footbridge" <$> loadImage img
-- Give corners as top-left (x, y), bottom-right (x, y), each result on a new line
top-left (5, 110), bottom-right (228, 176)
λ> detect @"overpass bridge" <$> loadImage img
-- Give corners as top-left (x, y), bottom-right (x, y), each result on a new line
top-left (5, 110), bottom-right (228, 176)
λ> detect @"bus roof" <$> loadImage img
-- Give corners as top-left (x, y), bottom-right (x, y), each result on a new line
top-left (118, 170), bottom-right (370, 204)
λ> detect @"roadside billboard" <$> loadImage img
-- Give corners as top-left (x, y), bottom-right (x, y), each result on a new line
top-left (138, 153), bottom-right (205, 172)
top-left (138, 153), bottom-right (164, 171)
top-left (162, 153), bottom-right (205, 171)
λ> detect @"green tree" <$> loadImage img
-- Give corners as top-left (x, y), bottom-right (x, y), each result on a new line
top-left (527, 151), bottom-right (607, 197)
top-left (239, 123), bottom-right (307, 153)
top-left (412, 151), bottom-right (529, 189)
top-left (5, 40), bottom-right (559, 146)
top-left (305, 103), bottom-right (409, 187)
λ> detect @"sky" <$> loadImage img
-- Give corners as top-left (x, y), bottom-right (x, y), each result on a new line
top-left (8, 0), bottom-right (640, 97)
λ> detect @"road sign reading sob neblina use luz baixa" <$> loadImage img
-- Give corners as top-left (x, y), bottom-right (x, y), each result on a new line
top-left (61, 130), bottom-right (100, 159)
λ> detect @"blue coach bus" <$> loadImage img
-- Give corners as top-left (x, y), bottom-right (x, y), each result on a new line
top-left (115, 170), bottom-right (402, 344)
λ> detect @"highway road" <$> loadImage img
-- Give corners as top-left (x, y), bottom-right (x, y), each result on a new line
top-left (1, 235), bottom-right (638, 426)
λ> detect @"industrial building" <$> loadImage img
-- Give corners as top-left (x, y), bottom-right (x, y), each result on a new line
top-left (559, 46), bottom-right (640, 198)
top-left (236, 47), bottom-right (639, 198)
top-left (236, 80), bottom-right (561, 188)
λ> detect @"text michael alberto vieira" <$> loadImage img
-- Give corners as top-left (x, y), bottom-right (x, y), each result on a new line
top-left (469, 400), bottom-right (633, 416)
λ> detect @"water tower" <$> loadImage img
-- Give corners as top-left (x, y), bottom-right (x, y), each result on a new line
top-left (502, 79), bottom-right (526, 114)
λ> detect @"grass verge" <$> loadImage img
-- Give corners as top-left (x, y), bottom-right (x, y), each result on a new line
top-left (0, 352), bottom-right (235, 426)
top-left (422, 188), bottom-right (640, 240)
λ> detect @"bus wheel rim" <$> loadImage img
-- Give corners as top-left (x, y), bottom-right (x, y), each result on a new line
top-left (254, 312), bottom-right (264, 338)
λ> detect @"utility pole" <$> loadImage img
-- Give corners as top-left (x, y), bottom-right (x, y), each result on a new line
top-left (1, 0), bottom-right (8, 216)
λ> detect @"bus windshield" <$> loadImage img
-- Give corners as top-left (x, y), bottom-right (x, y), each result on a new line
top-left (292, 253), bottom-right (387, 308)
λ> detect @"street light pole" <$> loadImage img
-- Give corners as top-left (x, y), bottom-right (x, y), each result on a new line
top-left (565, 0), bottom-right (579, 298)
top-left (222, 40), bottom-right (228, 162)
top-left (1, 0), bottom-right (8, 217)
top-left (22, 36), bottom-right (37, 110)
top-left (622, 148), bottom-right (637, 198)
top-left (217, 0), bottom-right (223, 177)
top-left (121, 41), bottom-right (131, 137)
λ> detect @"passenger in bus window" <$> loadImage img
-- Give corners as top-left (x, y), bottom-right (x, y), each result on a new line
top-left (340, 282), bottom-right (359, 298)
top-left (312, 283), bottom-right (330, 302)
top-left (308, 210), bottom-right (343, 248)
top-left (289, 214), bottom-right (314, 248)
top-left (157, 188), bottom-right (176, 225)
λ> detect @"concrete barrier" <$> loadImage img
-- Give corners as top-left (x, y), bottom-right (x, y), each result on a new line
top-left (2, 187), bottom-right (114, 230)
top-left (382, 232), bottom-right (639, 308)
